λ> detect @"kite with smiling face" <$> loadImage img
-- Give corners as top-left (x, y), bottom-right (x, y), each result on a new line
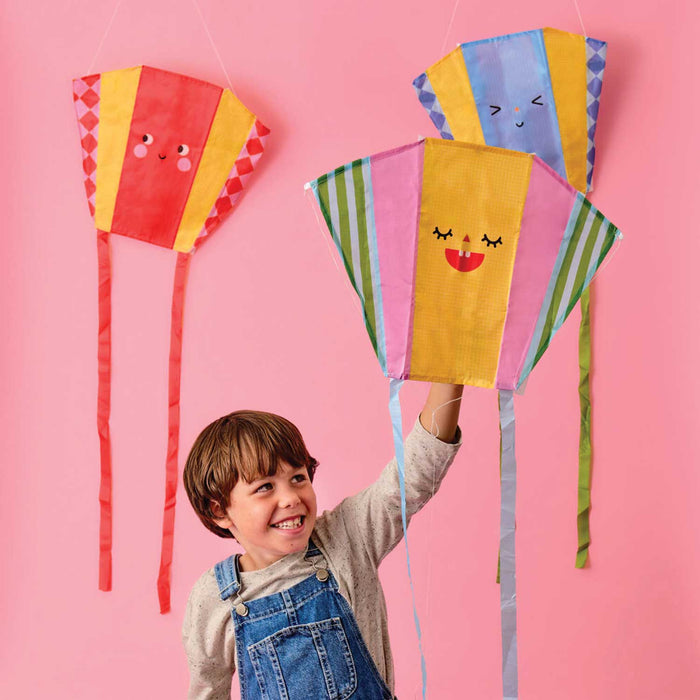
top-left (308, 138), bottom-right (618, 389)
top-left (73, 65), bottom-right (269, 612)
top-left (307, 137), bottom-right (620, 699)
top-left (414, 27), bottom-right (607, 194)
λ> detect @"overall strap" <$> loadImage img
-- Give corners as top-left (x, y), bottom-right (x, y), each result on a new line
top-left (214, 555), bottom-right (241, 600)
top-left (305, 539), bottom-right (323, 559)
top-left (96, 229), bottom-right (113, 592)
top-left (157, 251), bottom-right (192, 613)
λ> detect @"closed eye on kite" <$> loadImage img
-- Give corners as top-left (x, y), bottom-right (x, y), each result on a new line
top-left (482, 234), bottom-right (503, 247)
top-left (433, 226), bottom-right (453, 240)
top-left (489, 105), bottom-right (501, 116)
top-left (531, 95), bottom-right (544, 105)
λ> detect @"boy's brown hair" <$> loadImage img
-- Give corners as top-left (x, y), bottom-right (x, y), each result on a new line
top-left (183, 410), bottom-right (319, 538)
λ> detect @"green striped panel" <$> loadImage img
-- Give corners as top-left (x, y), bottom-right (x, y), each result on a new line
top-left (311, 160), bottom-right (380, 357)
top-left (520, 193), bottom-right (619, 384)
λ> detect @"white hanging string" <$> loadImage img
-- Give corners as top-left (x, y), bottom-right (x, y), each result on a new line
top-left (422, 391), bottom-right (466, 659)
top-left (87, 0), bottom-right (124, 74)
top-left (86, 0), bottom-right (236, 94)
top-left (439, 0), bottom-right (461, 57)
top-left (190, 0), bottom-right (236, 93)
top-left (428, 395), bottom-right (463, 441)
top-left (572, 0), bottom-right (588, 36)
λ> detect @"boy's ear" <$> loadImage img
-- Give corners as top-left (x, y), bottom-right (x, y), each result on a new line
top-left (211, 500), bottom-right (233, 529)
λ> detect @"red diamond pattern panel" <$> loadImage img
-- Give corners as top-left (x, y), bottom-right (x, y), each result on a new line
top-left (235, 157), bottom-right (253, 176)
top-left (79, 111), bottom-right (99, 132)
top-left (226, 177), bottom-right (243, 195)
top-left (196, 119), bottom-right (270, 246)
top-left (73, 75), bottom-right (101, 219)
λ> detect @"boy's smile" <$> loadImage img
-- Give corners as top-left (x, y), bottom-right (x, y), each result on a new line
top-left (215, 462), bottom-right (317, 572)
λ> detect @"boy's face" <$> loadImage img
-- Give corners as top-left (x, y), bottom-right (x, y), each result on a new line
top-left (215, 462), bottom-right (317, 571)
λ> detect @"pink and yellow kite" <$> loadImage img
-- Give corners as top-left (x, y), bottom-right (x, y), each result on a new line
top-left (307, 137), bottom-right (620, 699)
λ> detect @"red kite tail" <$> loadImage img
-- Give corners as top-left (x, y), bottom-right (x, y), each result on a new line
top-left (157, 252), bottom-right (192, 614)
top-left (96, 229), bottom-right (113, 592)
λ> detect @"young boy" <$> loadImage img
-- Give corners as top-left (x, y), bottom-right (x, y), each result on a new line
top-left (182, 383), bottom-right (463, 699)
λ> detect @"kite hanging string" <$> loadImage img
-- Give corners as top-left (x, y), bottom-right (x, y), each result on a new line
top-left (427, 395), bottom-right (464, 442)
top-left (423, 391), bottom-right (466, 655)
top-left (439, 0), bottom-right (461, 56)
top-left (86, 0), bottom-right (236, 94)
top-left (87, 0), bottom-right (124, 74)
top-left (572, 0), bottom-right (588, 36)
top-left (189, 0), bottom-right (235, 93)
top-left (439, 0), bottom-right (589, 63)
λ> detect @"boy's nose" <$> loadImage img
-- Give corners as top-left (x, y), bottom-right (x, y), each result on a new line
top-left (277, 487), bottom-right (301, 507)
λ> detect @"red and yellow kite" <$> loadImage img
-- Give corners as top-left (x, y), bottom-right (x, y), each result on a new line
top-left (74, 65), bottom-right (269, 612)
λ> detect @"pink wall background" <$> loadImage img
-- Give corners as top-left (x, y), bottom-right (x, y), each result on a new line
top-left (2, 0), bottom-right (698, 697)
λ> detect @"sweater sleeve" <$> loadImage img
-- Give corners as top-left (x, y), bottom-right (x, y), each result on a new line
top-left (182, 570), bottom-right (236, 700)
top-left (328, 418), bottom-right (461, 568)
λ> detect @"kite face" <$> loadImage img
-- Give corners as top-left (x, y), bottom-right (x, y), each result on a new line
top-left (73, 66), bottom-right (270, 252)
top-left (414, 28), bottom-right (607, 192)
top-left (309, 138), bottom-right (620, 389)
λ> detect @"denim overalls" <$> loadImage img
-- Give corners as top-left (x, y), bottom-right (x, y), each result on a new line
top-left (214, 541), bottom-right (394, 699)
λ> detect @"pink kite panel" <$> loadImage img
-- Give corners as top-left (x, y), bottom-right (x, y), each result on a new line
top-left (496, 158), bottom-right (577, 389)
top-left (370, 142), bottom-right (424, 378)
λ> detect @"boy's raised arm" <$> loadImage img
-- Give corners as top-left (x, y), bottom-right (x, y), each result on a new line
top-left (321, 382), bottom-right (464, 569)
top-left (419, 382), bottom-right (464, 444)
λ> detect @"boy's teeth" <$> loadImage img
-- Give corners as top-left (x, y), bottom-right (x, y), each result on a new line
top-left (273, 516), bottom-right (302, 529)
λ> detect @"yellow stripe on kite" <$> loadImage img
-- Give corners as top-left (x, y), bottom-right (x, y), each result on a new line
top-left (95, 66), bottom-right (142, 232)
top-left (543, 27), bottom-right (588, 193)
top-left (173, 90), bottom-right (255, 252)
top-left (427, 47), bottom-right (485, 144)
top-left (410, 140), bottom-right (531, 386)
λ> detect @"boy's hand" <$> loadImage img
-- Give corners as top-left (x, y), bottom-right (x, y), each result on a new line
top-left (419, 383), bottom-right (464, 443)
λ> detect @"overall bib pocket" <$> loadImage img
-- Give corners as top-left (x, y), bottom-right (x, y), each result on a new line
top-left (248, 617), bottom-right (357, 700)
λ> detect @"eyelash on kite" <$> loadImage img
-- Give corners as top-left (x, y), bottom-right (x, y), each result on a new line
top-left (489, 105), bottom-right (501, 116)
top-left (531, 95), bottom-right (544, 105)
top-left (433, 227), bottom-right (453, 240)
top-left (482, 234), bottom-right (503, 248)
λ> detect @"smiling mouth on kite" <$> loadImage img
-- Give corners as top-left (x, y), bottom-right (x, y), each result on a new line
top-left (445, 234), bottom-right (485, 272)
top-left (515, 122), bottom-right (524, 128)
top-left (158, 154), bottom-right (166, 160)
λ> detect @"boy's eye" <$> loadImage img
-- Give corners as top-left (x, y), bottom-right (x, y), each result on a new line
top-left (292, 474), bottom-right (307, 483)
top-left (255, 483), bottom-right (273, 493)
